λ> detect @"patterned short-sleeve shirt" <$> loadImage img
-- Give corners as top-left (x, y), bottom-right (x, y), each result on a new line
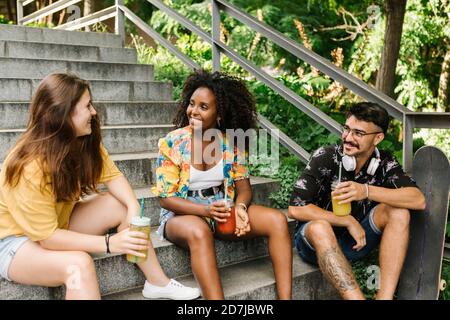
top-left (151, 126), bottom-right (249, 201)
top-left (289, 144), bottom-right (418, 234)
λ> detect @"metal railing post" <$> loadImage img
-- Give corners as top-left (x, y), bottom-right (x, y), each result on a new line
top-left (16, 0), bottom-right (24, 25)
top-left (402, 114), bottom-right (414, 174)
top-left (211, 0), bottom-right (221, 72)
top-left (115, 0), bottom-right (125, 46)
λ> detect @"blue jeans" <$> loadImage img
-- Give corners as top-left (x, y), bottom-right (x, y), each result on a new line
top-left (157, 191), bottom-right (225, 240)
top-left (294, 206), bottom-right (382, 265)
top-left (0, 235), bottom-right (29, 281)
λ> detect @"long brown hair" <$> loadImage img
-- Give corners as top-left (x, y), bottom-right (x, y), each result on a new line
top-left (4, 73), bottom-right (103, 202)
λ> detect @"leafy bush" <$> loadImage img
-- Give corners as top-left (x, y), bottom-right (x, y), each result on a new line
top-left (351, 249), bottom-right (379, 300)
top-left (128, 34), bottom-right (192, 100)
top-left (0, 15), bottom-right (10, 24)
top-left (440, 264), bottom-right (450, 300)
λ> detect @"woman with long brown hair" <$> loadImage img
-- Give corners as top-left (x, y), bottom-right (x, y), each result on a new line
top-left (0, 73), bottom-right (200, 300)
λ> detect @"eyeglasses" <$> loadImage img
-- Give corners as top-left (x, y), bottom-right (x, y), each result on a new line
top-left (342, 125), bottom-right (382, 139)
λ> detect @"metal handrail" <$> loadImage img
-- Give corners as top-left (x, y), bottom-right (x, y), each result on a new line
top-left (215, 0), bottom-right (409, 121)
top-left (15, 0), bottom-right (450, 172)
top-left (17, 0), bottom-right (82, 26)
top-left (54, 6), bottom-right (116, 31)
top-left (118, 4), bottom-right (200, 70)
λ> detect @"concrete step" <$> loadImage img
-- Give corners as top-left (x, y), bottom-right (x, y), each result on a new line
top-left (0, 25), bottom-right (123, 48)
top-left (0, 58), bottom-right (153, 82)
top-left (0, 125), bottom-right (173, 161)
top-left (0, 40), bottom-right (137, 63)
top-left (103, 249), bottom-right (339, 300)
top-left (0, 78), bottom-right (173, 102)
top-left (0, 101), bottom-right (177, 129)
top-left (0, 281), bottom-right (52, 300)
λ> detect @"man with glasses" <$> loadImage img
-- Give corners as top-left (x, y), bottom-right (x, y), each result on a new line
top-left (288, 102), bottom-right (426, 300)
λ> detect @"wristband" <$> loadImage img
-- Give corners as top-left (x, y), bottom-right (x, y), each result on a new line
top-left (365, 184), bottom-right (369, 199)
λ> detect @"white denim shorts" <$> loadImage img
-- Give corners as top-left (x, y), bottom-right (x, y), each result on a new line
top-left (0, 235), bottom-right (29, 281)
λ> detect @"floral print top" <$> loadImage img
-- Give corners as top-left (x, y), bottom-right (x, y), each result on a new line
top-left (151, 126), bottom-right (249, 201)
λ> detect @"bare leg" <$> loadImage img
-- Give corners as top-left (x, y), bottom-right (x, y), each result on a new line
top-left (165, 215), bottom-right (223, 300)
top-left (305, 220), bottom-right (365, 300)
top-left (372, 204), bottom-right (410, 300)
top-left (8, 241), bottom-right (100, 300)
top-left (69, 192), bottom-right (170, 286)
top-left (222, 205), bottom-right (292, 299)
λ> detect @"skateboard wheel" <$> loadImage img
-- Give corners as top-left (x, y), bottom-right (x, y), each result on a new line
top-left (440, 279), bottom-right (446, 291)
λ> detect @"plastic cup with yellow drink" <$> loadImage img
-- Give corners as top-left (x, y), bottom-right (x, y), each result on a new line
top-left (126, 216), bottom-right (151, 263)
top-left (331, 162), bottom-right (351, 216)
top-left (331, 181), bottom-right (352, 216)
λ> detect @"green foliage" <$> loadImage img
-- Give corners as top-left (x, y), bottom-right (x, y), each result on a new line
top-left (128, 34), bottom-right (192, 100)
top-left (248, 74), bottom-right (341, 154)
top-left (0, 15), bottom-right (10, 24)
top-left (91, 22), bottom-right (109, 33)
top-left (351, 249), bottom-right (379, 300)
top-left (347, 0), bottom-right (449, 156)
top-left (267, 159), bottom-right (303, 209)
top-left (103, 0), bottom-right (154, 21)
top-left (440, 264), bottom-right (450, 300)
top-left (250, 150), bottom-right (304, 209)
top-left (396, 0), bottom-right (449, 112)
top-left (414, 129), bottom-right (450, 158)
top-left (228, 0), bottom-right (383, 72)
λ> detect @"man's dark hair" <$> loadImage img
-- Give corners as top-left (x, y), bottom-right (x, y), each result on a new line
top-left (346, 102), bottom-right (389, 133)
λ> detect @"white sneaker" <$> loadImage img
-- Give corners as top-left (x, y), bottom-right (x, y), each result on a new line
top-left (142, 279), bottom-right (201, 300)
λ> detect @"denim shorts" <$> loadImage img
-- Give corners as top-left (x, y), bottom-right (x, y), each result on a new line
top-left (157, 191), bottom-right (225, 240)
top-left (294, 205), bottom-right (382, 265)
top-left (0, 235), bottom-right (29, 281)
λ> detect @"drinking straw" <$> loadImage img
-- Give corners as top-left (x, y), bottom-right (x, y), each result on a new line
top-left (338, 162), bottom-right (342, 184)
top-left (139, 198), bottom-right (144, 219)
top-left (223, 179), bottom-right (228, 203)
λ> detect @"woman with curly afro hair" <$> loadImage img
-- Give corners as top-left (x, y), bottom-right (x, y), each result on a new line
top-left (152, 70), bottom-right (292, 299)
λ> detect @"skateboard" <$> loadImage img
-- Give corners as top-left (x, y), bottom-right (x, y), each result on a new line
top-left (397, 146), bottom-right (449, 299)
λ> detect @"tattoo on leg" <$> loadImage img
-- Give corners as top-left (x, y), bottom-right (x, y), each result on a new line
top-left (317, 246), bottom-right (358, 293)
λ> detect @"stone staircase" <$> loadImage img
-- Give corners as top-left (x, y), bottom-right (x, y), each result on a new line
top-left (0, 24), bottom-right (337, 300)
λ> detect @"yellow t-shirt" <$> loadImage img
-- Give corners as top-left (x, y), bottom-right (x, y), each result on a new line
top-left (0, 145), bottom-right (122, 241)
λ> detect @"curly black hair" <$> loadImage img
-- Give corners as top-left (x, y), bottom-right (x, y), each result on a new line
top-left (173, 70), bottom-right (258, 132)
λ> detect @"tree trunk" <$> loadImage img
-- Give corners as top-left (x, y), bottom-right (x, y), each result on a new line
top-left (84, 0), bottom-right (95, 31)
top-left (437, 46), bottom-right (450, 112)
top-left (47, 0), bottom-right (53, 26)
top-left (375, 0), bottom-right (407, 98)
top-left (7, 0), bottom-right (14, 22)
